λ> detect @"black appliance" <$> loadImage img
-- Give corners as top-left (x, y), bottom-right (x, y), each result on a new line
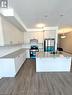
top-left (30, 45), bottom-right (39, 58)
top-left (44, 38), bottom-right (55, 52)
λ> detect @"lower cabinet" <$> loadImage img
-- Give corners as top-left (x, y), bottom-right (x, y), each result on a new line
top-left (0, 51), bottom-right (26, 77)
top-left (15, 52), bottom-right (26, 73)
top-left (26, 49), bottom-right (30, 58)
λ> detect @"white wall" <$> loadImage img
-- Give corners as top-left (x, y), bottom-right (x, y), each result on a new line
top-left (59, 31), bottom-right (72, 53)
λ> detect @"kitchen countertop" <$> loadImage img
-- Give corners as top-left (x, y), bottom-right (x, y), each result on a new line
top-left (1, 48), bottom-right (72, 59)
top-left (0, 48), bottom-right (26, 58)
top-left (36, 51), bottom-right (72, 58)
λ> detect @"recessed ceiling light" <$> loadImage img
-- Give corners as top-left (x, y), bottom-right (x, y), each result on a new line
top-left (60, 14), bottom-right (64, 17)
top-left (36, 23), bottom-right (45, 28)
top-left (44, 15), bottom-right (48, 18)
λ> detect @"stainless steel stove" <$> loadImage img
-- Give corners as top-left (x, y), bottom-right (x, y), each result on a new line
top-left (30, 45), bottom-right (39, 58)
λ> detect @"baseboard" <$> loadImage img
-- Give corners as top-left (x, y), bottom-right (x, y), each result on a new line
top-left (63, 51), bottom-right (72, 54)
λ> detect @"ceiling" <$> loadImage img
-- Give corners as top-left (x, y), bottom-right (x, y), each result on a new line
top-left (8, 0), bottom-right (72, 30)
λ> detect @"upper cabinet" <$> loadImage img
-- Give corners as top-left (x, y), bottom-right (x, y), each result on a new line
top-left (44, 30), bottom-right (56, 38)
top-left (24, 27), bottom-right (58, 51)
top-left (0, 15), bottom-right (24, 46)
top-left (24, 28), bottom-right (58, 43)
top-left (24, 31), bottom-right (43, 43)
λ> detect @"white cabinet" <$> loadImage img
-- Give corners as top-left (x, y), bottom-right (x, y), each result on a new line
top-left (26, 49), bottom-right (30, 58)
top-left (0, 50), bottom-right (26, 77)
top-left (24, 28), bottom-right (58, 44)
top-left (24, 31), bottom-right (43, 43)
top-left (0, 59), bottom-right (15, 77)
top-left (0, 15), bottom-right (24, 46)
top-left (44, 30), bottom-right (56, 39)
top-left (15, 52), bottom-right (26, 73)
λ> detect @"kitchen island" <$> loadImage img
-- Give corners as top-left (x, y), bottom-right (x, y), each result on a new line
top-left (36, 51), bottom-right (72, 72)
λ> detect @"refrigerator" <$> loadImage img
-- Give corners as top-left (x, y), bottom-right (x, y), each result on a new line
top-left (44, 39), bottom-right (55, 52)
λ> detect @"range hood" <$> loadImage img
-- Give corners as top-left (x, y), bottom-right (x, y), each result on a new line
top-left (30, 39), bottom-right (38, 46)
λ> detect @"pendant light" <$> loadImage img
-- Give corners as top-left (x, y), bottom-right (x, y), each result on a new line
top-left (59, 14), bottom-right (66, 39)
top-left (61, 33), bottom-right (66, 39)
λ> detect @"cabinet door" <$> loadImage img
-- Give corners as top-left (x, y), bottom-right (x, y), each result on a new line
top-left (26, 50), bottom-right (30, 58)
top-left (24, 31), bottom-right (43, 43)
top-left (1, 16), bottom-right (24, 45)
top-left (15, 55), bottom-right (21, 73)
top-left (0, 59), bottom-right (16, 77)
top-left (44, 31), bottom-right (56, 39)
top-left (2, 17), bottom-right (15, 45)
top-left (15, 52), bottom-right (26, 73)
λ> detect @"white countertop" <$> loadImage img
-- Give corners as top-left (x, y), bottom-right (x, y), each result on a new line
top-left (0, 48), bottom-right (26, 58)
top-left (36, 51), bottom-right (72, 58)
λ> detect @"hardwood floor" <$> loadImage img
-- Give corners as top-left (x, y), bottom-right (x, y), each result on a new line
top-left (0, 59), bottom-right (72, 95)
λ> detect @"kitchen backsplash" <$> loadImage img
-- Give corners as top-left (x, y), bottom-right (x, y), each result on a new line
top-left (22, 43), bottom-right (43, 49)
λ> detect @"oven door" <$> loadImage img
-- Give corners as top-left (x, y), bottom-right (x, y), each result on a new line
top-left (30, 50), bottom-right (36, 58)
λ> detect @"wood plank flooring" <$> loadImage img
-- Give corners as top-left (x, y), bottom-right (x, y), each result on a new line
top-left (0, 59), bottom-right (72, 95)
